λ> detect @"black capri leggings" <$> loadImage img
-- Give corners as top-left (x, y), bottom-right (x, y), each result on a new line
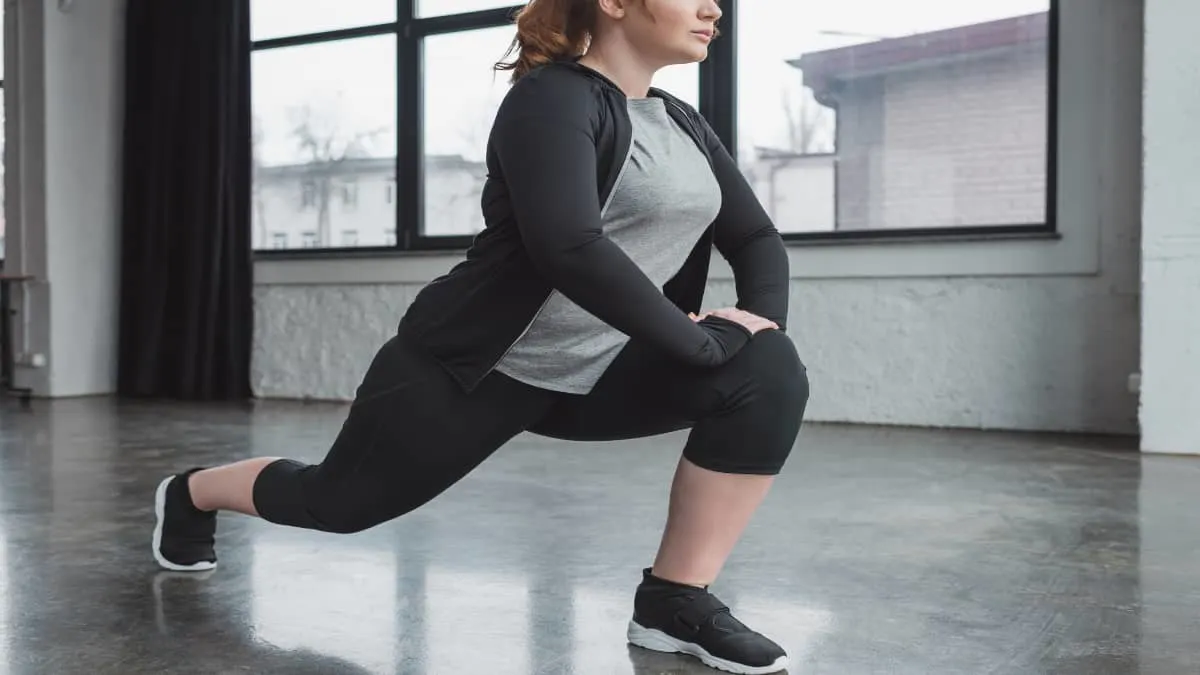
top-left (252, 328), bottom-right (809, 534)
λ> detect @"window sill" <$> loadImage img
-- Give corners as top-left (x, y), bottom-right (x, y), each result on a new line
top-left (253, 224), bottom-right (1095, 287)
top-left (255, 247), bottom-right (469, 285)
top-left (715, 225), bottom-right (1089, 281)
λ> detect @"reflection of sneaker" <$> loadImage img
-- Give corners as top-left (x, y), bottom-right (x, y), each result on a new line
top-left (627, 568), bottom-right (789, 675)
top-left (151, 470), bottom-right (217, 572)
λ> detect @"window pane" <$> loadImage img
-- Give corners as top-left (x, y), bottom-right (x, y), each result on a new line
top-left (417, 0), bottom-right (519, 18)
top-left (738, 1), bottom-right (1051, 233)
top-left (252, 36), bottom-right (397, 250)
top-left (422, 26), bottom-right (516, 237)
top-left (653, 63), bottom-right (699, 110)
top-left (251, 0), bottom-right (396, 42)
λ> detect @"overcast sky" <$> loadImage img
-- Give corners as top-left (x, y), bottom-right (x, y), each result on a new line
top-left (250, 0), bottom-right (1049, 166)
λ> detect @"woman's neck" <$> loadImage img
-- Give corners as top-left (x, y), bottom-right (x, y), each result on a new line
top-left (578, 40), bottom-right (657, 98)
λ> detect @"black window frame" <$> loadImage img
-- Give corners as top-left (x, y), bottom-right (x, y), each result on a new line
top-left (2, 2), bottom-right (6, 263)
top-left (250, 0), bottom-right (1059, 258)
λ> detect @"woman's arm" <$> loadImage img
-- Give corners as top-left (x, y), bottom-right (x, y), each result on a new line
top-left (492, 74), bottom-right (752, 367)
top-left (699, 119), bottom-right (792, 330)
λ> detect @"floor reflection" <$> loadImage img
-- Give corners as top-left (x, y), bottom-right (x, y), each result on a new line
top-left (426, 568), bottom-right (531, 674)
top-left (151, 567), bottom-right (382, 675)
top-left (250, 538), bottom-right (399, 673)
top-left (238, 552), bottom-right (836, 675)
top-left (0, 533), bottom-right (8, 675)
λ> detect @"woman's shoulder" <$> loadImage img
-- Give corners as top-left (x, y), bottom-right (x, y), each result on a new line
top-left (495, 61), bottom-right (606, 123)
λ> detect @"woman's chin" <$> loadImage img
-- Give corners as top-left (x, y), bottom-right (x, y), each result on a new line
top-left (667, 47), bottom-right (709, 66)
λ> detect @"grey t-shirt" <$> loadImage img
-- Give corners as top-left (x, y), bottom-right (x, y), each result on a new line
top-left (494, 97), bottom-right (722, 394)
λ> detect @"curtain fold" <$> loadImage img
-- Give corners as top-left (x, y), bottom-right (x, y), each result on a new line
top-left (118, 0), bottom-right (253, 400)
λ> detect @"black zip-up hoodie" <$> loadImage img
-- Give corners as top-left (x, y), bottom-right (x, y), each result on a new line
top-left (398, 59), bottom-right (791, 392)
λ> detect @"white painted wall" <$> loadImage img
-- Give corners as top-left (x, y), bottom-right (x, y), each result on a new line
top-left (1139, 0), bottom-right (1200, 455)
top-left (749, 155), bottom-right (835, 233)
top-left (43, 0), bottom-right (124, 397)
top-left (5, 0), bottom-right (125, 397)
top-left (252, 0), bottom-right (1144, 436)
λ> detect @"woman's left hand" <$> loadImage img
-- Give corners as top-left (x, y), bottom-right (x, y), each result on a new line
top-left (690, 308), bottom-right (778, 334)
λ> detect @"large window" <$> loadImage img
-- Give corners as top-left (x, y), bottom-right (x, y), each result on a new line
top-left (251, 0), bottom-right (1057, 253)
top-left (737, 0), bottom-right (1054, 236)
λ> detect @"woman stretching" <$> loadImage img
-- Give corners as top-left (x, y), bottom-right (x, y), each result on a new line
top-left (152, 0), bottom-right (808, 673)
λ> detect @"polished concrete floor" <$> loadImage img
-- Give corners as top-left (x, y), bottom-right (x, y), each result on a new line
top-left (0, 398), bottom-right (1197, 674)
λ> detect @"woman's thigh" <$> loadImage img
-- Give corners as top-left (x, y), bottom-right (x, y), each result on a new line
top-left (529, 329), bottom-right (807, 445)
top-left (266, 334), bottom-right (561, 531)
top-left (527, 339), bottom-right (698, 442)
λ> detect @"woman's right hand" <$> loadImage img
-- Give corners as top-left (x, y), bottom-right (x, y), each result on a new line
top-left (690, 308), bottom-right (778, 335)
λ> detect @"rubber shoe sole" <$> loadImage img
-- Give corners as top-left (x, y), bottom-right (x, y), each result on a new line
top-left (627, 620), bottom-right (789, 674)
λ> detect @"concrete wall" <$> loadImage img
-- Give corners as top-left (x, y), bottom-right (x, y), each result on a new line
top-left (4, 0), bottom-right (125, 397)
top-left (1139, 0), bottom-right (1200, 455)
top-left (252, 0), bottom-right (1144, 436)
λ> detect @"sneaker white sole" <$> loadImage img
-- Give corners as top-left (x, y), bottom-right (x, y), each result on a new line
top-left (152, 476), bottom-right (217, 572)
top-left (627, 620), bottom-right (789, 675)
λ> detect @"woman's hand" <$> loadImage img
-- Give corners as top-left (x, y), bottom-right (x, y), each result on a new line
top-left (689, 308), bottom-right (778, 335)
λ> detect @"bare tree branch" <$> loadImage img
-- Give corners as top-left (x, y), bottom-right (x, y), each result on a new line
top-left (285, 102), bottom-right (387, 246)
top-left (781, 85), bottom-right (834, 155)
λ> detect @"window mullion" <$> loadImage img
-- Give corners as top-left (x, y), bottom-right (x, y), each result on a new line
top-left (397, 0), bottom-right (420, 250)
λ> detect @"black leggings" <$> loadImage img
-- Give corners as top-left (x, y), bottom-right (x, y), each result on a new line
top-left (252, 329), bottom-right (809, 534)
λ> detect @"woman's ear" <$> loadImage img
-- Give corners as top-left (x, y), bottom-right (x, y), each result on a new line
top-left (596, 0), bottom-right (628, 20)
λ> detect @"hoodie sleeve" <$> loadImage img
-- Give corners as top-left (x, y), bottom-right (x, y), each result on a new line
top-left (490, 73), bottom-right (752, 368)
top-left (700, 117), bottom-right (792, 330)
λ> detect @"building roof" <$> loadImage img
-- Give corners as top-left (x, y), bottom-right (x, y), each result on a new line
top-left (793, 12), bottom-right (1049, 105)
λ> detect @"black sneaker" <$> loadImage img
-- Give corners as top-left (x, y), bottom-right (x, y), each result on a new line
top-left (152, 469), bottom-right (217, 572)
top-left (627, 568), bottom-right (789, 674)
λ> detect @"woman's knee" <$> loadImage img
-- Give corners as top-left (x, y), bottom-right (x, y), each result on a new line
top-left (683, 331), bottom-right (809, 475)
top-left (303, 475), bottom-right (429, 534)
top-left (735, 330), bottom-right (809, 407)
top-left (253, 459), bottom-right (411, 534)
top-left (308, 499), bottom-right (390, 535)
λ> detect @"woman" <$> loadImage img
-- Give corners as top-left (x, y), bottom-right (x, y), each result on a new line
top-left (152, 0), bottom-right (808, 673)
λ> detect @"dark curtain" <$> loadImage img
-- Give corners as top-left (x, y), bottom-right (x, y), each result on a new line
top-left (118, 0), bottom-right (253, 400)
